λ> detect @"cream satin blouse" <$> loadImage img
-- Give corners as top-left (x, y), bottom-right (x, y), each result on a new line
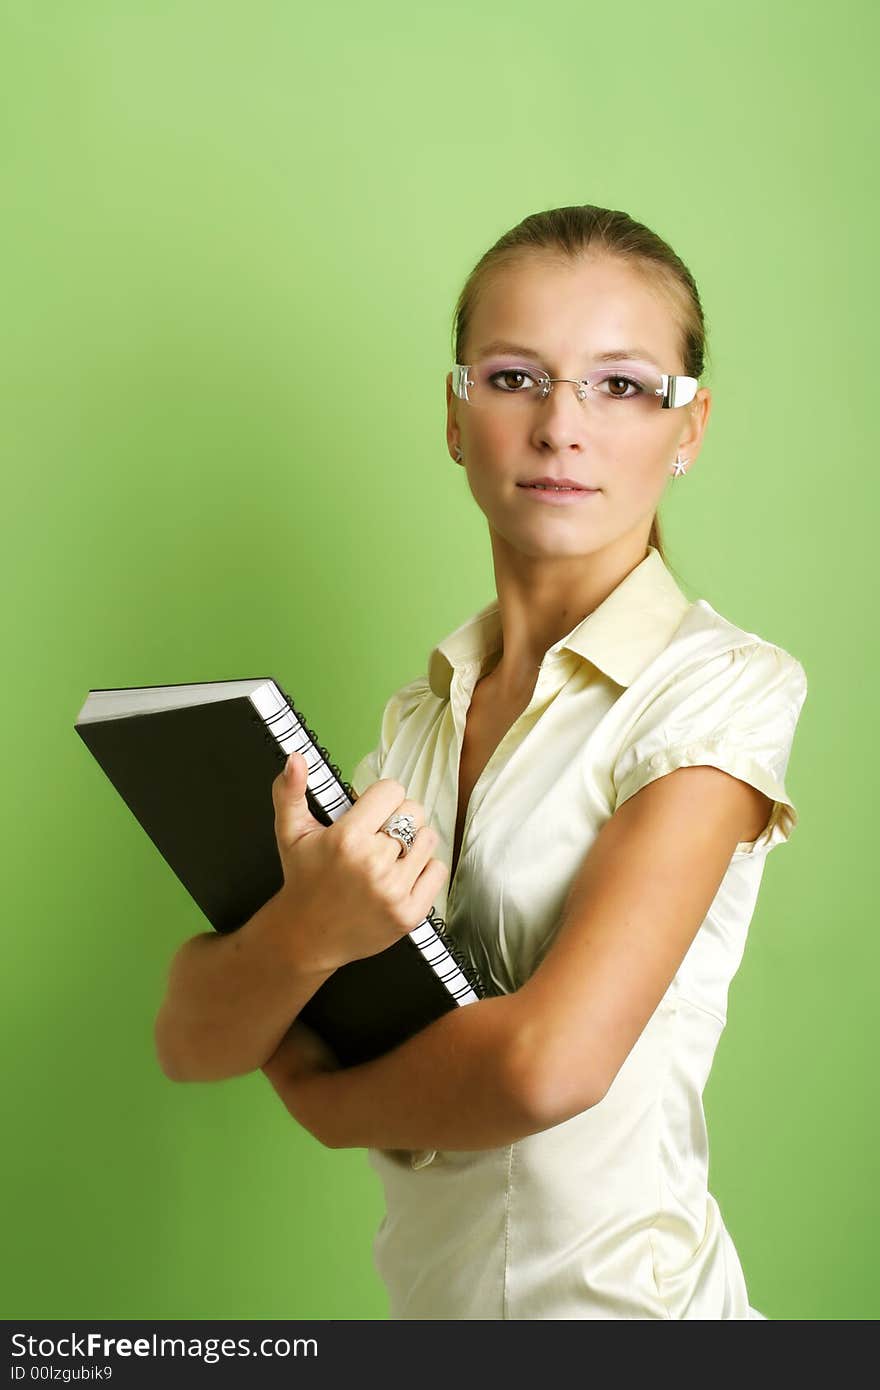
top-left (350, 545), bottom-right (808, 1320)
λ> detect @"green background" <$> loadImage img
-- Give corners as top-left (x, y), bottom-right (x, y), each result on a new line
top-left (2, 0), bottom-right (874, 1321)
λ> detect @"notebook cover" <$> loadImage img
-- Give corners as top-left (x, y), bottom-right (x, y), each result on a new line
top-left (75, 691), bottom-right (487, 1066)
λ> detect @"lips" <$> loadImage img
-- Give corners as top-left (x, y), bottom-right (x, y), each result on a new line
top-left (517, 479), bottom-right (598, 491)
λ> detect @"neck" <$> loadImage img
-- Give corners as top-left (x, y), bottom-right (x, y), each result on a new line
top-left (485, 529), bottom-right (651, 698)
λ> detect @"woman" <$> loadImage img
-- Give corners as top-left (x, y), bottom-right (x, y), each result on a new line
top-left (160, 205), bottom-right (808, 1319)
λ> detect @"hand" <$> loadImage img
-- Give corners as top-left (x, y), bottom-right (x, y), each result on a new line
top-left (269, 752), bottom-right (449, 974)
top-left (263, 1018), bottom-right (342, 1082)
top-left (261, 1019), bottom-right (342, 1141)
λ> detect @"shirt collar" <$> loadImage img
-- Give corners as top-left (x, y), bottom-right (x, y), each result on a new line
top-left (426, 544), bottom-right (692, 698)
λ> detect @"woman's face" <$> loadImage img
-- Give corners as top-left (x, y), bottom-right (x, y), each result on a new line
top-left (445, 253), bottom-right (711, 562)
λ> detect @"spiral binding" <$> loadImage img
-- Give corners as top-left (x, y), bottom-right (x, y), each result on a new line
top-left (244, 680), bottom-right (492, 1002)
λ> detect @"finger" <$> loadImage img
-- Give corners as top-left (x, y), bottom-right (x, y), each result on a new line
top-left (272, 751), bottom-right (322, 848)
top-left (389, 824), bottom-right (441, 889)
top-left (371, 797), bottom-right (429, 864)
top-left (403, 856), bottom-right (452, 928)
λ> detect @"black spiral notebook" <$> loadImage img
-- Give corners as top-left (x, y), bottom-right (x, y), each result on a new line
top-left (73, 677), bottom-right (490, 1067)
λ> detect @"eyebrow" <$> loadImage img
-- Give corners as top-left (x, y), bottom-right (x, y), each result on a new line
top-left (472, 339), bottom-right (664, 368)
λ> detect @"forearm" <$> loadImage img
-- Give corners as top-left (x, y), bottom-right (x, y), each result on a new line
top-left (266, 992), bottom-right (548, 1152)
top-left (154, 890), bottom-right (335, 1083)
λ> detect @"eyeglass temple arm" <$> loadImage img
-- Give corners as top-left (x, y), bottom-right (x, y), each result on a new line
top-left (661, 374), bottom-right (699, 408)
top-left (452, 364), bottom-right (472, 399)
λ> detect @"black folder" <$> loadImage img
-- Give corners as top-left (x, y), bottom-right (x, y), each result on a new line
top-left (74, 678), bottom-right (490, 1067)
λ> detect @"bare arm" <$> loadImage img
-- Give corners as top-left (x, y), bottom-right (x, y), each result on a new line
top-left (154, 889), bottom-right (335, 1083)
top-left (262, 990), bottom-right (549, 1152)
top-left (262, 766), bottom-right (773, 1151)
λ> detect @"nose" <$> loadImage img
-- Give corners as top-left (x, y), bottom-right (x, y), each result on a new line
top-left (530, 378), bottom-right (591, 451)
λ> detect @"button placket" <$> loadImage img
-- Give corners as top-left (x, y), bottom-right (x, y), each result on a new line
top-left (447, 661), bottom-right (486, 907)
top-left (449, 651), bottom-right (577, 893)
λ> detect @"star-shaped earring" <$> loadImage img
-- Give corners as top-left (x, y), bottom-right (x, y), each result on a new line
top-left (672, 455), bottom-right (688, 477)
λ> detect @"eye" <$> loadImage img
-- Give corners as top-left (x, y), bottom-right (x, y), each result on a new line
top-left (596, 373), bottom-right (644, 399)
top-left (488, 369), bottom-right (540, 393)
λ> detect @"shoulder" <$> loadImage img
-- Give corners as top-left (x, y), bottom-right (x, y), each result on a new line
top-left (378, 674), bottom-right (436, 735)
top-left (349, 674), bottom-right (434, 795)
top-left (634, 597), bottom-right (808, 714)
top-left (612, 601), bottom-right (808, 819)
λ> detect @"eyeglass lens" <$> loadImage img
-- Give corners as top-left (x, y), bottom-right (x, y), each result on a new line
top-left (463, 357), bottom-right (665, 410)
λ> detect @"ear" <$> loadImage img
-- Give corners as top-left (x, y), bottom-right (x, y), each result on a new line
top-left (675, 385), bottom-right (712, 469)
top-left (445, 371), bottom-right (462, 464)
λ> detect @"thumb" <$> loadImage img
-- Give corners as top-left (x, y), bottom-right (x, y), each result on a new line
top-left (273, 751), bottom-right (321, 848)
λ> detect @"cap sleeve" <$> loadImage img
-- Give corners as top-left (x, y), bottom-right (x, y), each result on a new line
top-left (612, 643), bottom-right (808, 856)
top-left (349, 676), bottom-right (432, 798)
